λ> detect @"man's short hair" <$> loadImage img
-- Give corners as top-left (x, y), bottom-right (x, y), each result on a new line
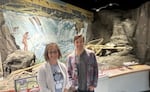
top-left (74, 34), bottom-right (84, 42)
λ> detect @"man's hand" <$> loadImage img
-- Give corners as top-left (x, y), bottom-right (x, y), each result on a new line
top-left (69, 86), bottom-right (76, 92)
top-left (64, 88), bottom-right (68, 92)
top-left (88, 86), bottom-right (95, 91)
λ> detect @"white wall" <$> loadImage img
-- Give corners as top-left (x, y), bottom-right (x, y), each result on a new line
top-left (95, 71), bottom-right (150, 92)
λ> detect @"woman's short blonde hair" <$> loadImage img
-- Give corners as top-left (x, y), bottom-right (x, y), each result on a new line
top-left (44, 43), bottom-right (62, 61)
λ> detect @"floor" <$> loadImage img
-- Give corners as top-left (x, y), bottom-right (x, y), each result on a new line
top-left (143, 90), bottom-right (150, 92)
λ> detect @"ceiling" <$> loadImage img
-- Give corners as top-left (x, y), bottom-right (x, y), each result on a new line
top-left (60, 0), bottom-right (148, 12)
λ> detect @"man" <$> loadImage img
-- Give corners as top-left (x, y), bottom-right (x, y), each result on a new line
top-left (67, 34), bottom-right (98, 92)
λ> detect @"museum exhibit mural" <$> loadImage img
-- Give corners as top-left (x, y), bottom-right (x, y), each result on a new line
top-left (3, 11), bottom-right (85, 62)
top-left (0, 0), bottom-right (93, 90)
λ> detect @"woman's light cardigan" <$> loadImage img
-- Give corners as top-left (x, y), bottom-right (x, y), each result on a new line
top-left (37, 61), bottom-right (70, 92)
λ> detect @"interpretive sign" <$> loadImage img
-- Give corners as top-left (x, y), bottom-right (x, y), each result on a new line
top-left (14, 76), bottom-right (39, 92)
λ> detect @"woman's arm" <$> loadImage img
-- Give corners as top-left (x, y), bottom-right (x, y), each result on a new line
top-left (37, 67), bottom-right (52, 92)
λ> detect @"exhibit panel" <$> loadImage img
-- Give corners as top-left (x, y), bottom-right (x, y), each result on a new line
top-left (95, 75), bottom-right (109, 92)
top-left (95, 65), bottom-right (150, 92)
top-left (109, 71), bottom-right (150, 92)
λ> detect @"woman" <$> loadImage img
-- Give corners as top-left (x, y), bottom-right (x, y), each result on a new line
top-left (37, 43), bottom-right (70, 92)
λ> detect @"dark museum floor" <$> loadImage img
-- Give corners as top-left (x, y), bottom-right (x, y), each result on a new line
top-left (143, 90), bottom-right (150, 92)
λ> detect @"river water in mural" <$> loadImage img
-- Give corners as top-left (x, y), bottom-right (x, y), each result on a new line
top-left (3, 11), bottom-right (87, 62)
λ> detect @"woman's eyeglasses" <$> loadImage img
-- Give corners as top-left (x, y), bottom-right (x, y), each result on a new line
top-left (48, 50), bottom-right (58, 54)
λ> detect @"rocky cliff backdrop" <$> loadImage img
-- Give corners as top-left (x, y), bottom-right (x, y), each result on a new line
top-left (88, 1), bottom-right (150, 68)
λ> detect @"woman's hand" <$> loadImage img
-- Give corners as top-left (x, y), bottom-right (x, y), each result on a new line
top-left (64, 88), bottom-right (68, 92)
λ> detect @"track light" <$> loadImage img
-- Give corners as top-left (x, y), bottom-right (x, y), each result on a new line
top-left (92, 3), bottom-right (119, 12)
